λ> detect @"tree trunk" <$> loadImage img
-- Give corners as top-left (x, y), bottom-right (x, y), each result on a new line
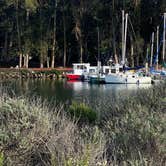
top-left (16, 0), bottom-right (22, 68)
top-left (24, 9), bottom-right (30, 68)
top-left (63, 0), bottom-right (67, 67)
top-left (23, 54), bottom-right (26, 67)
top-left (40, 54), bottom-right (44, 68)
top-left (47, 57), bottom-right (50, 68)
top-left (51, 0), bottom-right (57, 68)
top-left (112, 0), bottom-right (118, 64)
top-left (51, 41), bottom-right (55, 68)
top-left (19, 53), bottom-right (23, 68)
top-left (80, 39), bottom-right (83, 63)
top-left (25, 54), bottom-right (29, 68)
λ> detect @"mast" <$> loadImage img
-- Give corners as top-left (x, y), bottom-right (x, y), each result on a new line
top-left (122, 10), bottom-right (125, 64)
top-left (97, 26), bottom-right (100, 74)
top-left (162, 13), bottom-right (166, 68)
top-left (122, 13), bottom-right (128, 66)
top-left (150, 32), bottom-right (154, 67)
top-left (156, 26), bottom-right (159, 70)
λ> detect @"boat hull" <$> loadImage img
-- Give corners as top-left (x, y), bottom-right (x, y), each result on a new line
top-left (105, 74), bottom-right (152, 84)
top-left (89, 75), bottom-right (105, 84)
top-left (66, 74), bottom-right (82, 80)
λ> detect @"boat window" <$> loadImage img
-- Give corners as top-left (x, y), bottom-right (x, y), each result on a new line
top-left (89, 69), bottom-right (95, 73)
top-left (105, 69), bottom-right (109, 74)
top-left (111, 69), bottom-right (116, 73)
top-left (119, 68), bottom-right (123, 72)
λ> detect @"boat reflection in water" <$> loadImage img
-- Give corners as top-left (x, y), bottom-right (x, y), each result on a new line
top-left (0, 79), bottom-right (152, 105)
top-left (65, 81), bottom-right (152, 103)
top-left (66, 81), bottom-right (152, 92)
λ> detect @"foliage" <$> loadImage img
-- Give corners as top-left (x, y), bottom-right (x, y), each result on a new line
top-left (68, 101), bottom-right (97, 123)
top-left (0, 95), bottom-right (105, 165)
top-left (0, 0), bottom-right (165, 67)
top-left (100, 82), bottom-right (166, 164)
top-left (0, 152), bottom-right (4, 166)
top-left (0, 82), bottom-right (166, 165)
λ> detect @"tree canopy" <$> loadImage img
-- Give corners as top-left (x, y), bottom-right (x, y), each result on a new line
top-left (0, 0), bottom-right (165, 67)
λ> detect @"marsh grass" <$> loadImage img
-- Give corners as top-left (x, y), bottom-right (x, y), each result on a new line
top-left (0, 82), bottom-right (166, 165)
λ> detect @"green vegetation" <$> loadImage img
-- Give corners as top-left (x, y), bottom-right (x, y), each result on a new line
top-left (0, 1), bottom-right (165, 67)
top-left (0, 152), bottom-right (4, 166)
top-left (0, 82), bottom-right (166, 165)
top-left (0, 68), bottom-right (61, 78)
top-left (68, 101), bottom-right (97, 123)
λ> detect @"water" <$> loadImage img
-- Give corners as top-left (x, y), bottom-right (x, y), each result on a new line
top-left (0, 79), bottom-right (152, 105)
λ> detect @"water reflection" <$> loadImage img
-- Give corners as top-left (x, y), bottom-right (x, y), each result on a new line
top-left (66, 81), bottom-right (152, 92)
top-left (0, 79), bottom-right (152, 104)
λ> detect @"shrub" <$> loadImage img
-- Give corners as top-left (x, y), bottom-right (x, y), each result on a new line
top-left (68, 101), bottom-right (97, 124)
top-left (0, 97), bottom-right (105, 165)
top-left (0, 152), bottom-right (4, 166)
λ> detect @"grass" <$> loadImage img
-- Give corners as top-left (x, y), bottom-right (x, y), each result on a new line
top-left (0, 81), bottom-right (166, 165)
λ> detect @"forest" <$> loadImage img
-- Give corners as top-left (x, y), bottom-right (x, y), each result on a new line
top-left (0, 0), bottom-right (165, 68)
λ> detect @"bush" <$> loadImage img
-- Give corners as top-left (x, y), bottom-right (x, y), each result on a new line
top-left (0, 81), bottom-right (165, 165)
top-left (68, 101), bottom-right (97, 124)
top-left (0, 97), bottom-right (105, 165)
top-left (0, 152), bottom-right (4, 166)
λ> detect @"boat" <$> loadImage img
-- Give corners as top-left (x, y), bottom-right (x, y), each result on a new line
top-left (105, 71), bottom-right (152, 84)
top-left (105, 12), bottom-right (152, 84)
top-left (66, 63), bottom-right (90, 80)
top-left (89, 74), bottom-right (105, 84)
top-left (150, 13), bottom-right (166, 77)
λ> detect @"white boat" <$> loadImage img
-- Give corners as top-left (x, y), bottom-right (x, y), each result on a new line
top-left (105, 12), bottom-right (152, 84)
top-left (105, 72), bottom-right (152, 84)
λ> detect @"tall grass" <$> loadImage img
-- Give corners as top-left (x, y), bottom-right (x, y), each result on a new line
top-left (0, 82), bottom-right (166, 165)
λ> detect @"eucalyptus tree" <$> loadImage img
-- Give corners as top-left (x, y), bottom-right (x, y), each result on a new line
top-left (50, 0), bottom-right (58, 68)
top-left (0, 0), bottom-right (20, 66)
top-left (71, 0), bottom-right (92, 63)
top-left (23, 0), bottom-right (38, 68)
top-left (61, 0), bottom-right (67, 67)
top-left (0, 1), bottom-right (9, 62)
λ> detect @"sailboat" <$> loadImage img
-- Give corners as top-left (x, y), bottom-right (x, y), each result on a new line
top-left (105, 12), bottom-right (152, 84)
top-left (150, 13), bottom-right (166, 76)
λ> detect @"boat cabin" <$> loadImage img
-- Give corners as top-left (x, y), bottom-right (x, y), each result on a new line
top-left (72, 63), bottom-right (90, 75)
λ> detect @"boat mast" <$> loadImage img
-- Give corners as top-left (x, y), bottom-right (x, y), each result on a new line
top-left (122, 10), bottom-right (125, 64)
top-left (122, 13), bottom-right (128, 66)
top-left (97, 26), bottom-right (101, 74)
top-left (150, 32), bottom-right (154, 67)
top-left (162, 13), bottom-right (166, 68)
top-left (156, 26), bottom-right (159, 70)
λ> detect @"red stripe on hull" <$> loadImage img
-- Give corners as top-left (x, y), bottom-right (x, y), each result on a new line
top-left (66, 74), bottom-right (81, 80)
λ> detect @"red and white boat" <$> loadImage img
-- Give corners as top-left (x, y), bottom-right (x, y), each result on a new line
top-left (66, 63), bottom-right (91, 80)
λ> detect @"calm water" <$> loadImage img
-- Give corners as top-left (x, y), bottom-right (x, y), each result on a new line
top-left (0, 79), bottom-right (152, 105)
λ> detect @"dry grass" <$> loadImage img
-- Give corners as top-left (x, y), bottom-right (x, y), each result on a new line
top-left (0, 81), bottom-right (166, 165)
